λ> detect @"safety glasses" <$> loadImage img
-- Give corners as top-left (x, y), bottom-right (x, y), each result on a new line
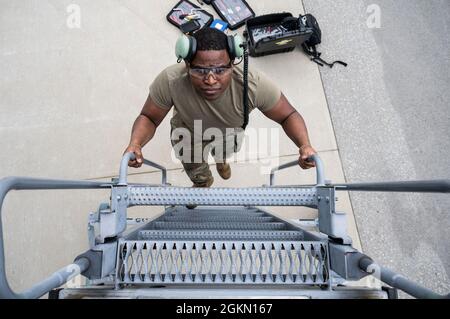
top-left (189, 62), bottom-right (232, 80)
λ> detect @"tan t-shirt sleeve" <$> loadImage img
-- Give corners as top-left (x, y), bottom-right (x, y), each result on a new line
top-left (149, 68), bottom-right (173, 110)
top-left (254, 71), bottom-right (281, 113)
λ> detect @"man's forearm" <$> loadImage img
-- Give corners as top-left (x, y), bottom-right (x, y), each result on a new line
top-left (281, 111), bottom-right (312, 148)
top-left (129, 115), bottom-right (157, 147)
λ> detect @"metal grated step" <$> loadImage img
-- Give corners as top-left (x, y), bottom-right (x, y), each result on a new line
top-left (128, 186), bottom-right (318, 207)
top-left (167, 211), bottom-right (266, 217)
top-left (117, 241), bottom-right (329, 285)
top-left (163, 215), bottom-right (275, 222)
top-left (138, 230), bottom-right (304, 241)
top-left (150, 221), bottom-right (287, 230)
top-left (117, 206), bottom-right (329, 287)
top-left (167, 207), bottom-right (262, 214)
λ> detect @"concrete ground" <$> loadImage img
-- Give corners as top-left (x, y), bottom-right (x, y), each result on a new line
top-left (2, 0), bottom-right (362, 295)
top-left (303, 0), bottom-right (450, 297)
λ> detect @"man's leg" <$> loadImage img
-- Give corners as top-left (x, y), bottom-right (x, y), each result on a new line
top-left (177, 139), bottom-right (214, 209)
top-left (182, 145), bottom-right (214, 209)
top-left (215, 162), bottom-right (231, 180)
top-left (212, 132), bottom-right (241, 180)
top-left (171, 121), bottom-right (214, 188)
top-left (182, 162), bottom-right (214, 187)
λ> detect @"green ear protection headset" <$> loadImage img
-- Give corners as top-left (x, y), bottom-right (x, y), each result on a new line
top-left (175, 33), bottom-right (245, 63)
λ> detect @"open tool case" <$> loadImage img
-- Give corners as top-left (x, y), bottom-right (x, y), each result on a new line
top-left (211, 0), bottom-right (255, 30)
top-left (167, 0), bottom-right (214, 33)
top-left (245, 12), bottom-right (313, 57)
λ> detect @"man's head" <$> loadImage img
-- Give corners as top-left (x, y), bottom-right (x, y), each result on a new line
top-left (187, 28), bottom-right (234, 100)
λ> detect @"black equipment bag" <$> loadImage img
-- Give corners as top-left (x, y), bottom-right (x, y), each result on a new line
top-left (300, 14), bottom-right (347, 68)
top-left (244, 13), bottom-right (313, 57)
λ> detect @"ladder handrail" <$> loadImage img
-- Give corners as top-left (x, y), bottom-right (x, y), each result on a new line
top-left (0, 177), bottom-right (110, 299)
top-left (118, 152), bottom-right (168, 186)
top-left (269, 154), bottom-right (325, 186)
top-left (333, 180), bottom-right (450, 193)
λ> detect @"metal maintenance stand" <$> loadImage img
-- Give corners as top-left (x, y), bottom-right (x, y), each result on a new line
top-left (1, 153), bottom-right (449, 299)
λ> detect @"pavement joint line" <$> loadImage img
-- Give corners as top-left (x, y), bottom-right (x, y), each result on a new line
top-left (301, 0), bottom-right (364, 253)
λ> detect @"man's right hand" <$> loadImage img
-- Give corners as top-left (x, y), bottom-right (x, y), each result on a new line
top-left (124, 144), bottom-right (144, 168)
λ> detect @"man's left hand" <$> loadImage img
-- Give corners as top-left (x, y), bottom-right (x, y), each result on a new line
top-left (298, 145), bottom-right (317, 169)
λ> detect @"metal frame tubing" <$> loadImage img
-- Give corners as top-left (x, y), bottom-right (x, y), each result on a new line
top-left (333, 180), bottom-right (450, 193)
top-left (359, 257), bottom-right (450, 299)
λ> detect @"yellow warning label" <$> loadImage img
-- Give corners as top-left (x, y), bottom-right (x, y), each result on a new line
top-left (275, 39), bottom-right (293, 46)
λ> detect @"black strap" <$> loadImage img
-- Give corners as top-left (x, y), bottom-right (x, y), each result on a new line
top-left (302, 44), bottom-right (347, 68)
top-left (242, 44), bottom-right (249, 130)
top-left (313, 55), bottom-right (348, 68)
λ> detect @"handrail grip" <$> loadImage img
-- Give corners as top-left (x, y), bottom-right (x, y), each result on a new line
top-left (118, 152), bottom-right (168, 186)
top-left (270, 154), bottom-right (325, 186)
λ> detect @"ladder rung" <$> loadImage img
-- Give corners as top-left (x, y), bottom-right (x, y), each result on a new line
top-left (163, 216), bottom-right (274, 222)
top-left (139, 230), bottom-right (304, 241)
top-left (151, 221), bottom-right (287, 230)
top-left (168, 211), bottom-right (266, 217)
top-left (167, 207), bottom-right (261, 214)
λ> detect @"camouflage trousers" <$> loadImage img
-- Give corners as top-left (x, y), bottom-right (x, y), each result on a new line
top-left (170, 120), bottom-right (243, 186)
